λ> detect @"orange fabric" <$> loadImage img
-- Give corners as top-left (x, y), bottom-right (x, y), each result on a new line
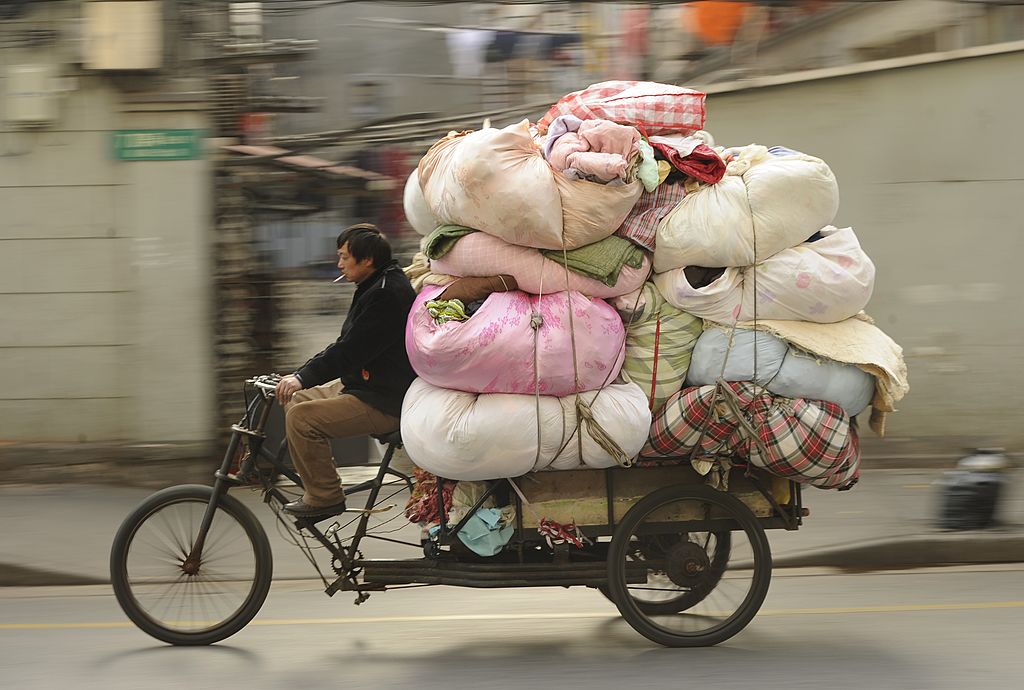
top-left (686, 1), bottom-right (750, 46)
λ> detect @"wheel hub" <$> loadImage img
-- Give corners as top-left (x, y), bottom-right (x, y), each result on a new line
top-left (664, 540), bottom-right (711, 588)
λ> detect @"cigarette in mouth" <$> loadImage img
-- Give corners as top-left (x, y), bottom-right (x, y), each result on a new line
top-left (333, 275), bottom-right (344, 283)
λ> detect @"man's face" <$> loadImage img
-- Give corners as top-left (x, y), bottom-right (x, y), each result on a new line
top-left (337, 243), bottom-right (375, 284)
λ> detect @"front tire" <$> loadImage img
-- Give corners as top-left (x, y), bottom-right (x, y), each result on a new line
top-left (110, 484), bottom-right (273, 645)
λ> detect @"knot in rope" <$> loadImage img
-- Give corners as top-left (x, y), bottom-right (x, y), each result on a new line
top-left (575, 397), bottom-right (632, 468)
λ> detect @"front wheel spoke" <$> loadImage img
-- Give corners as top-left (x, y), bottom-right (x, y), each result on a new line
top-left (130, 542), bottom-right (187, 570)
top-left (163, 507), bottom-right (193, 559)
top-left (202, 519), bottom-right (237, 554)
top-left (149, 574), bottom-right (189, 623)
top-left (199, 545), bottom-right (255, 569)
top-left (190, 578), bottom-right (231, 626)
top-left (139, 522), bottom-right (188, 562)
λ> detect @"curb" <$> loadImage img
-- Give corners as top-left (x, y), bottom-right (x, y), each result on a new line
top-left (772, 532), bottom-right (1024, 570)
top-left (0, 563), bottom-right (107, 588)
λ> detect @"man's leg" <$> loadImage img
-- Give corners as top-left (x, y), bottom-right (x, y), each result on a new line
top-left (285, 391), bottom-right (399, 508)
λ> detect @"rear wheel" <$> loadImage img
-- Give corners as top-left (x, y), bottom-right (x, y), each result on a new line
top-left (110, 484), bottom-right (273, 645)
top-left (607, 484), bottom-right (771, 647)
top-left (598, 530), bottom-right (730, 614)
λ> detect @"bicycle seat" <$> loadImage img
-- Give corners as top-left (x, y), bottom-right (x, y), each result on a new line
top-left (371, 430), bottom-right (403, 447)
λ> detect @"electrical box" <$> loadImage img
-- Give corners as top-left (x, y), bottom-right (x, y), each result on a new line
top-left (4, 64), bottom-right (59, 126)
top-left (82, 1), bottom-right (163, 71)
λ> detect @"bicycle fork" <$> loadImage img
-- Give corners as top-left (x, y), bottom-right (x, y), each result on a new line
top-left (186, 401), bottom-right (273, 571)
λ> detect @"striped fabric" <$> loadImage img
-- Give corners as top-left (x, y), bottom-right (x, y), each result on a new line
top-left (620, 283), bottom-right (703, 415)
top-left (615, 182), bottom-right (686, 251)
top-left (641, 381), bottom-right (860, 490)
top-left (537, 81), bottom-right (707, 136)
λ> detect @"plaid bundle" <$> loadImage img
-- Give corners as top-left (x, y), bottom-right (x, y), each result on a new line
top-left (537, 81), bottom-right (707, 137)
top-left (641, 381), bottom-right (860, 490)
top-left (615, 182), bottom-right (686, 251)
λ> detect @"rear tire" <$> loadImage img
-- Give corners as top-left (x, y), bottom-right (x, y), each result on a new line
top-left (110, 484), bottom-right (273, 645)
top-left (607, 484), bottom-right (771, 647)
top-left (597, 530), bottom-right (730, 614)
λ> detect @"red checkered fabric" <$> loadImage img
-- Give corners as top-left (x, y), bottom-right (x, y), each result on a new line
top-left (614, 182), bottom-right (686, 251)
top-left (640, 381), bottom-right (860, 490)
top-left (537, 81), bottom-right (707, 137)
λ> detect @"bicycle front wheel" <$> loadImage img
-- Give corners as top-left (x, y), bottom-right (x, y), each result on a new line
top-left (110, 484), bottom-right (273, 645)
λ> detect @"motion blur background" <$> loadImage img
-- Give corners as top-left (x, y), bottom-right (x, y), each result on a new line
top-left (1, 0), bottom-right (1021, 473)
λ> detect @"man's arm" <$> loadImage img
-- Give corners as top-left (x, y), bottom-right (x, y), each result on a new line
top-left (295, 290), bottom-right (407, 388)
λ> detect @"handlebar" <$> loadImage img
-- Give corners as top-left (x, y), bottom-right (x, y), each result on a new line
top-left (248, 374), bottom-right (282, 395)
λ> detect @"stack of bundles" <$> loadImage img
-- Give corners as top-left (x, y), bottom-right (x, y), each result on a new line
top-left (400, 79), bottom-right (909, 494)
top-left (641, 143), bottom-right (909, 490)
top-left (400, 81), bottom-right (728, 481)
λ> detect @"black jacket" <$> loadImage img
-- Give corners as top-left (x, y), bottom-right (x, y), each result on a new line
top-left (295, 260), bottom-right (416, 417)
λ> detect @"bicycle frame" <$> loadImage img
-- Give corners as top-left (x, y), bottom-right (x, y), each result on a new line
top-left (184, 375), bottom-right (414, 599)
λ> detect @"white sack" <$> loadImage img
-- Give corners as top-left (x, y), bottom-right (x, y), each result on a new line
top-left (653, 144), bottom-right (840, 271)
top-left (403, 169), bottom-right (439, 236)
top-left (686, 328), bottom-right (876, 417)
top-left (418, 120), bottom-right (641, 250)
top-left (654, 226), bottom-right (874, 324)
top-left (401, 378), bottom-right (651, 480)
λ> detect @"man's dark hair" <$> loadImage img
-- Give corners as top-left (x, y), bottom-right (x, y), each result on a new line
top-left (337, 223), bottom-right (392, 267)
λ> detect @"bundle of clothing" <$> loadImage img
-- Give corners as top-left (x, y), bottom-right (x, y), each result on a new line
top-left (398, 79), bottom-right (909, 511)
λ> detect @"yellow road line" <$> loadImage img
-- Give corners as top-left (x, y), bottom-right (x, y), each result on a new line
top-left (2, 601), bottom-right (1024, 631)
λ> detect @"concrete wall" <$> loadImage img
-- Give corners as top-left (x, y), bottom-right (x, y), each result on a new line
top-left (698, 43), bottom-right (1024, 452)
top-left (0, 5), bottom-right (214, 444)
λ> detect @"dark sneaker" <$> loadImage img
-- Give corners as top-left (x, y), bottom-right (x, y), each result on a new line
top-left (283, 498), bottom-right (347, 518)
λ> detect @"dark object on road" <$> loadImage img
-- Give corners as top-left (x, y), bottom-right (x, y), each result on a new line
top-left (937, 449), bottom-right (1011, 530)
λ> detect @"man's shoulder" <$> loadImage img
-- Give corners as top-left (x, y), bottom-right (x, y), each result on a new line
top-left (382, 270), bottom-right (416, 300)
top-left (364, 272), bottom-right (415, 306)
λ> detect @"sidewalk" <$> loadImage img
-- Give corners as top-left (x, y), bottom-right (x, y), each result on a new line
top-left (1, 467), bottom-right (1021, 587)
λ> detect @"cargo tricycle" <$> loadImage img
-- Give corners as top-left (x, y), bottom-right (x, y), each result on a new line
top-left (110, 374), bottom-right (803, 648)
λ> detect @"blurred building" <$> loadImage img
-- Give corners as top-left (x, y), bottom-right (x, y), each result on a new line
top-left (0, 0), bottom-right (218, 445)
top-left (2, 0), bottom-right (1022, 457)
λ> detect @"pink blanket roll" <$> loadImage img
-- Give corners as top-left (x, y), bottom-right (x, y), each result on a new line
top-left (407, 284), bottom-right (626, 396)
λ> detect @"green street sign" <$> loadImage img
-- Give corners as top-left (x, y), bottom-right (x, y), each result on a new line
top-left (113, 129), bottom-right (205, 161)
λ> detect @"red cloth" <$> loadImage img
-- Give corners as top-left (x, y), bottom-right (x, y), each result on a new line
top-left (405, 469), bottom-right (455, 524)
top-left (537, 81), bottom-right (706, 137)
top-left (651, 141), bottom-right (726, 184)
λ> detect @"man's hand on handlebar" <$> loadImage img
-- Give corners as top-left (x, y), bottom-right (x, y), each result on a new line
top-left (275, 374), bottom-right (303, 405)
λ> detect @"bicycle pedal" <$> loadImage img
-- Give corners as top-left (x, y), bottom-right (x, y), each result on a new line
top-left (348, 504), bottom-right (394, 515)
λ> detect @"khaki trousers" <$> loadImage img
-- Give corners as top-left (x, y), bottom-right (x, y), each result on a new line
top-left (284, 381), bottom-right (400, 506)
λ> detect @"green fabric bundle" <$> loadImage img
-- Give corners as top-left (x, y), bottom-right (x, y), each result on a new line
top-left (540, 235), bottom-right (645, 287)
top-left (423, 224), bottom-right (477, 260)
top-left (621, 283), bottom-right (703, 415)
